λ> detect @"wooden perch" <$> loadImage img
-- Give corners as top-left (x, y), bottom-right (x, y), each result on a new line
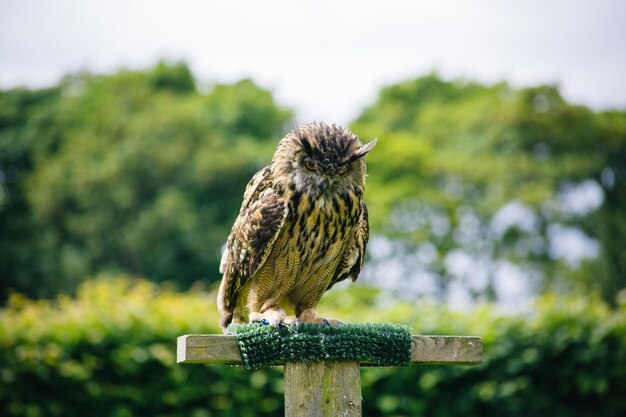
top-left (177, 334), bottom-right (483, 365)
top-left (177, 332), bottom-right (482, 416)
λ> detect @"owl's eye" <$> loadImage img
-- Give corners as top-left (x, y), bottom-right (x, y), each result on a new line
top-left (304, 158), bottom-right (317, 172)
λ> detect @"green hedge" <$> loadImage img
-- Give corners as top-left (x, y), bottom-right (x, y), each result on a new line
top-left (1, 278), bottom-right (625, 416)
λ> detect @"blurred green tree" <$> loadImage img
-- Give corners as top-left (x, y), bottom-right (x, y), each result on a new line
top-left (353, 74), bottom-right (626, 304)
top-left (3, 67), bottom-right (624, 304)
top-left (0, 62), bottom-right (292, 298)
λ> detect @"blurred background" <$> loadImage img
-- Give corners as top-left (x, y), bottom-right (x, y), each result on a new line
top-left (1, 1), bottom-right (625, 416)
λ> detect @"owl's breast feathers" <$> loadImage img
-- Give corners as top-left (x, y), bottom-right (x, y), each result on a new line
top-left (218, 165), bottom-right (369, 323)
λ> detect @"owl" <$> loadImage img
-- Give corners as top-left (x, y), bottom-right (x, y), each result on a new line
top-left (217, 122), bottom-right (376, 329)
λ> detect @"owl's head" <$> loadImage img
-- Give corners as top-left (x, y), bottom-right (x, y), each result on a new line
top-left (271, 122), bottom-right (376, 196)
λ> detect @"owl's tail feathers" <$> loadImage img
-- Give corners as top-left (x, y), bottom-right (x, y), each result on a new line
top-left (217, 277), bottom-right (235, 330)
top-left (219, 311), bottom-right (234, 330)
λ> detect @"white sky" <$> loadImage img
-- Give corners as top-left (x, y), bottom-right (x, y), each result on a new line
top-left (1, 0), bottom-right (625, 125)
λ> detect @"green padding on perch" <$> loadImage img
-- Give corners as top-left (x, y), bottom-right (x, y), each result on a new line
top-left (227, 322), bottom-right (412, 370)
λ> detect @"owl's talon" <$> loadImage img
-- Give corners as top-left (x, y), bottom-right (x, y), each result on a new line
top-left (254, 318), bottom-right (283, 330)
top-left (286, 319), bottom-right (302, 332)
top-left (296, 308), bottom-right (343, 326)
top-left (249, 309), bottom-right (287, 330)
top-left (280, 316), bottom-right (301, 332)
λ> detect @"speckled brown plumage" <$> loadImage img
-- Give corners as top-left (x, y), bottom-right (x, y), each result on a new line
top-left (217, 122), bottom-right (376, 329)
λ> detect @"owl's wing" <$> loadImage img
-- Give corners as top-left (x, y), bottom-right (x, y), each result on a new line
top-left (217, 166), bottom-right (287, 326)
top-left (326, 203), bottom-right (369, 290)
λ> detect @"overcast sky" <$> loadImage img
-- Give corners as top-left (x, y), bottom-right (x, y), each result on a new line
top-left (1, 0), bottom-right (625, 124)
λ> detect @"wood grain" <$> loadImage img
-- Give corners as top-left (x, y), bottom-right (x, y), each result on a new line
top-left (177, 334), bottom-right (483, 365)
top-left (284, 361), bottom-right (361, 417)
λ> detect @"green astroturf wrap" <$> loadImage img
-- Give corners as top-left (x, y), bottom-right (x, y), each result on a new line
top-left (227, 322), bottom-right (412, 370)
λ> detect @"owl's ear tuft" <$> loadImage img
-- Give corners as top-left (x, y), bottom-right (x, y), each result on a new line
top-left (299, 137), bottom-right (314, 157)
top-left (350, 138), bottom-right (377, 161)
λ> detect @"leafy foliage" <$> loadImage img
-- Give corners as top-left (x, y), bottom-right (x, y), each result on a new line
top-left (354, 75), bottom-right (626, 302)
top-left (2, 64), bottom-right (625, 305)
top-left (0, 62), bottom-right (292, 298)
top-left (0, 278), bottom-right (284, 417)
top-left (1, 277), bottom-right (625, 417)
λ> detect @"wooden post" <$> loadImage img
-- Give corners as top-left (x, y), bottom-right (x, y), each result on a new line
top-left (284, 361), bottom-right (361, 417)
top-left (177, 334), bottom-right (483, 416)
